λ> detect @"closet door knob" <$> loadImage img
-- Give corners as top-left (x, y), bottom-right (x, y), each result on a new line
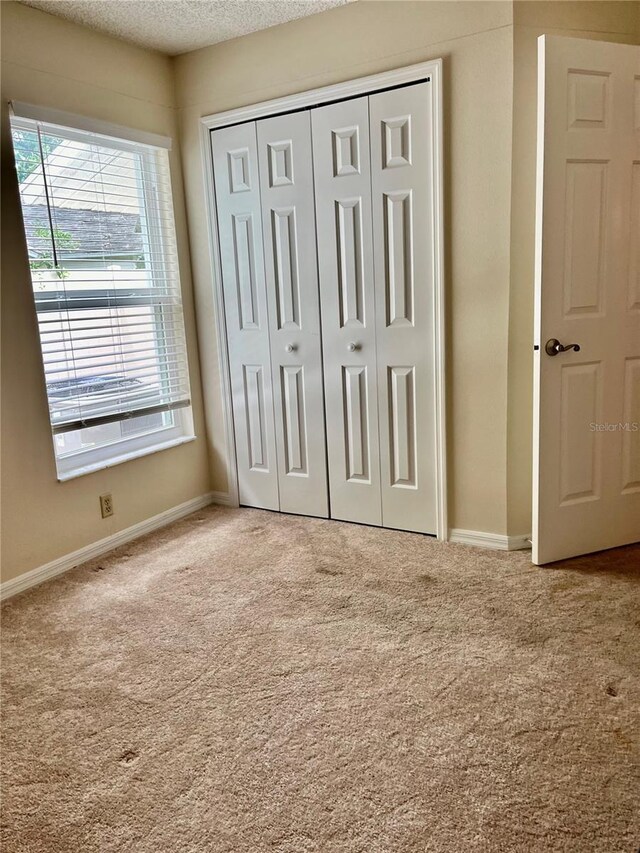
top-left (347, 342), bottom-right (361, 352)
top-left (285, 343), bottom-right (297, 353)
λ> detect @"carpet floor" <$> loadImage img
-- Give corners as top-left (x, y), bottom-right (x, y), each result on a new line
top-left (1, 506), bottom-right (639, 852)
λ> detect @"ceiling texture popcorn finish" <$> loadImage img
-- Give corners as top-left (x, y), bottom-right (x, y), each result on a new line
top-left (18, 0), bottom-right (354, 55)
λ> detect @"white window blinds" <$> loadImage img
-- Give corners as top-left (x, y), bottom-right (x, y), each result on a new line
top-left (11, 116), bottom-right (191, 435)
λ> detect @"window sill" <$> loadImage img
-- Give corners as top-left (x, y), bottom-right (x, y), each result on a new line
top-left (56, 435), bottom-right (196, 482)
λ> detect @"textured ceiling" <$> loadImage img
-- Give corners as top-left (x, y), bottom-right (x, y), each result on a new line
top-left (19, 0), bottom-right (353, 55)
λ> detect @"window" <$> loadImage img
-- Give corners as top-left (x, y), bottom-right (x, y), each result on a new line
top-left (10, 108), bottom-right (194, 479)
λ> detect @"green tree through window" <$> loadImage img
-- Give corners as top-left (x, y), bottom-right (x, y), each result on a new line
top-left (13, 130), bottom-right (63, 183)
top-left (30, 225), bottom-right (78, 281)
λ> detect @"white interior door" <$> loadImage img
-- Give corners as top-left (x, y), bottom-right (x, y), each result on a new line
top-left (312, 97), bottom-right (382, 526)
top-left (533, 36), bottom-right (640, 564)
top-left (212, 122), bottom-right (279, 510)
top-left (370, 82), bottom-right (437, 534)
top-left (256, 112), bottom-right (328, 517)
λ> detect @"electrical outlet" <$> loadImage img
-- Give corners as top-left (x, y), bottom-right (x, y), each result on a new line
top-left (99, 493), bottom-right (114, 518)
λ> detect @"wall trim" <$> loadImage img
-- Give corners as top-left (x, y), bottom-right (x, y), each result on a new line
top-left (199, 118), bottom-right (241, 509)
top-left (200, 58), bottom-right (447, 537)
top-left (210, 490), bottom-right (234, 506)
top-left (449, 529), bottom-right (532, 551)
top-left (201, 60), bottom-right (439, 131)
top-left (0, 493), bottom-right (215, 602)
top-left (1, 498), bottom-right (532, 602)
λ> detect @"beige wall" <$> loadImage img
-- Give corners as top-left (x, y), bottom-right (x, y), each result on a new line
top-left (175, 0), bottom-right (517, 536)
top-left (506, 1), bottom-right (640, 534)
top-left (0, 2), bottom-right (210, 583)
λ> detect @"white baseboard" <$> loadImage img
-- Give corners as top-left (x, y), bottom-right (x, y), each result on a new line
top-left (1, 501), bottom-right (530, 602)
top-left (209, 490), bottom-right (235, 507)
top-left (0, 492), bottom-right (215, 602)
top-left (449, 529), bottom-right (532, 551)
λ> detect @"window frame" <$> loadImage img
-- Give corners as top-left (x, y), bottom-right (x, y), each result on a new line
top-left (54, 411), bottom-right (195, 481)
top-left (10, 106), bottom-right (196, 481)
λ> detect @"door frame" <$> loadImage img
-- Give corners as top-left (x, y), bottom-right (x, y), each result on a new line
top-left (199, 59), bottom-right (448, 540)
top-left (532, 35), bottom-right (546, 563)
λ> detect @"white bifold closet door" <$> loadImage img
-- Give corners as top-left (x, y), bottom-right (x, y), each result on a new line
top-left (212, 114), bottom-right (328, 517)
top-left (256, 112), bottom-right (328, 518)
top-left (370, 83), bottom-right (437, 534)
top-left (212, 122), bottom-right (279, 511)
top-left (212, 80), bottom-right (437, 534)
top-left (311, 97), bottom-right (383, 526)
top-left (312, 82), bottom-right (437, 533)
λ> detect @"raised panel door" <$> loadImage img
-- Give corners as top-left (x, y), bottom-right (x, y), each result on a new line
top-left (534, 37), bottom-right (640, 563)
top-left (370, 82), bottom-right (437, 534)
top-left (311, 97), bottom-right (382, 525)
top-left (257, 112), bottom-right (328, 517)
top-left (211, 122), bottom-right (279, 510)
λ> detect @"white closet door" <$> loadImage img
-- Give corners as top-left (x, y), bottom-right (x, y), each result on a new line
top-left (312, 97), bottom-right (382, 525)
top-left (211, 123), bottom-right (279, 510)
top-left (256, 112), bottom-right (328, 517)
top-left (370, 83), bottom-right (437, 534)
